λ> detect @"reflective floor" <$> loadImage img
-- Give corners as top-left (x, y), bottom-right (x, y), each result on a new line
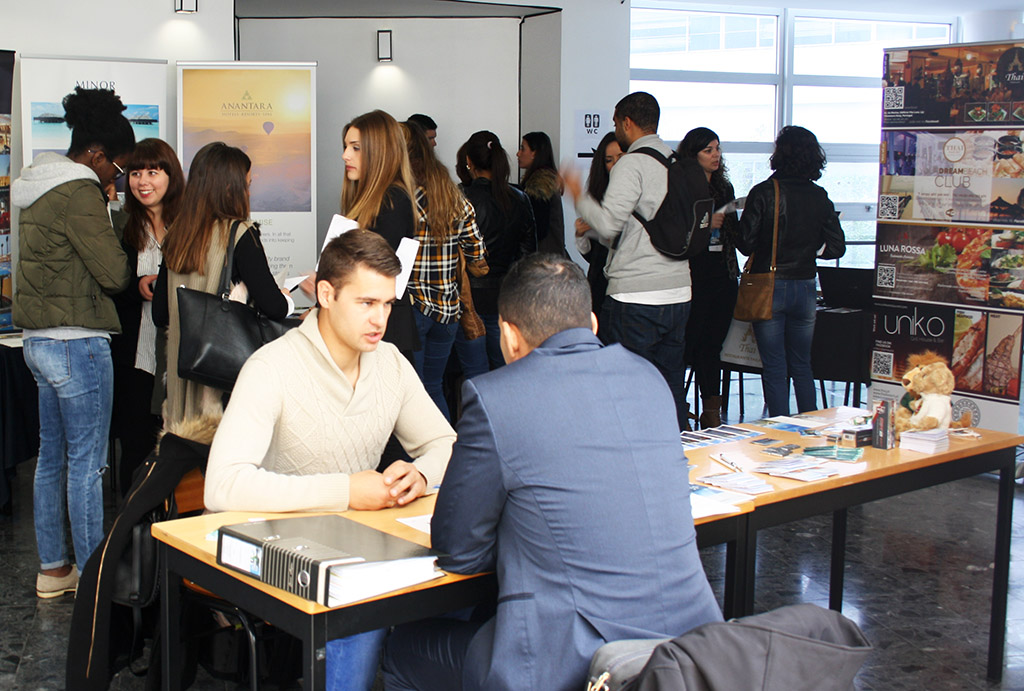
top-left (3, 379), bottom-right (1024, 689)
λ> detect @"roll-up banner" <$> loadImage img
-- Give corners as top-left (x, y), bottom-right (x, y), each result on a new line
top-left (19, 55), bottom-right (167, 169)
top-left (0, 50), bottom-right (14, 331)
top-left (873, 41), bottom-right (1024, 432)
top-left (177, 63), bottom-right (317, 278)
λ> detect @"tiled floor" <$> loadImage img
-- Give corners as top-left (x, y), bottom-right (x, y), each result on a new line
top-left (3, 380), bottom-right (1024, 690)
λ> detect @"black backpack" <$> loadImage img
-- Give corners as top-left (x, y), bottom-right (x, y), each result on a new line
top-left (630, 148), bottom-right (715, 260)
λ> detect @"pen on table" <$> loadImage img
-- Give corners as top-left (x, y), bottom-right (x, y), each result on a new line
top-left (712, 454), bottom-right (744, 473)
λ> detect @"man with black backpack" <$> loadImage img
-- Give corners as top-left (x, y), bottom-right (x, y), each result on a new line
top-left (565, 91), bottom-right (703, 431)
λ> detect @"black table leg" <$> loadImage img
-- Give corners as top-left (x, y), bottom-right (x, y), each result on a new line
top-left (830, 508), bottom-right (847, 611)
top-left (987, 462), bottom-right (1014, 680)
top-left (161, 544), bottom-right (182, 691)
top-left (305, 612), bottom-right (329, 690)
top-left (722, 514), bottom-right (749, 619)
top-left (741, 520), bottom-right (757, 616)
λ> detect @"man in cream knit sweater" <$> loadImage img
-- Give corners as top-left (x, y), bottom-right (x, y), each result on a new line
top-left (204, 230), bottom-right (456, 691)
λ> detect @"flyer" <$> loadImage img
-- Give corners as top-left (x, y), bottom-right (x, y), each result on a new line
top-left (882, 43), bottom-right (1024, 129)
top-left (878, 129), bottom-right (1024, 226)
top-left (872, 299), bottom-right (1021, 402)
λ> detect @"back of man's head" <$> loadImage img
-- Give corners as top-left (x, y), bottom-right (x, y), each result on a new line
top-left (316, 229), bottom-right (401, 304)
top-left (406, 113), bottom-right (437, 131)
top-left (614, 92), bottom-right (660, 133)
top-left (498, 253), bottom-right (592, 347)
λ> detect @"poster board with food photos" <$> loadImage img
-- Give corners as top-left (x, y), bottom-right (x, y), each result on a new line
top-left (0, 50), bottom-right (14, 332)
top-left (873, 41), bottom-right (1024, 433)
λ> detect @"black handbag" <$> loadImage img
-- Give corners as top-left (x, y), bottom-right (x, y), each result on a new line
top-left (177, 220), bottom-right (296, 391)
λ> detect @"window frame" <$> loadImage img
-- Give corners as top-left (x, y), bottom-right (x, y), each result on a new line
top-left (630, 3), bottom-right (960, 267)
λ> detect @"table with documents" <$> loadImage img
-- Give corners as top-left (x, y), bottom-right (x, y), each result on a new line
top-left (684, 412), bottom-right (1022, 681)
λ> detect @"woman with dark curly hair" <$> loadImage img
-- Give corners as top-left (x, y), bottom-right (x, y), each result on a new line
top-left (737, 126), bottom-right (846, 416)
top-left (12, 87), bottom-right (134, 596)
top-left (518, 131), bottom-right (565, 256)
top-left (677, 127), bottom-right (739, 428)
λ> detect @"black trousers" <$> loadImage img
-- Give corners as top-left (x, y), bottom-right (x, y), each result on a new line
top-left (686, 272), bottom-right (738, 398)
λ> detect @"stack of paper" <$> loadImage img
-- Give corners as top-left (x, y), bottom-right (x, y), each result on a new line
top-left (699, 472), bottom-right (773, 495)
top-left (899, 429), bottom-right (950, 454)
top-left (754, 457), bottom-right (839, 482)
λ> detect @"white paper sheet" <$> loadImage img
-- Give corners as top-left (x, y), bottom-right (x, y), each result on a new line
top-left (316, 214), bottom-right (360, 268)
top-left (394, 237), bottom-right (421, 299)
top-left (689, 494), bottom-right (745, 519)
top-left (715, 197), bottom-right (746, 214)
top-left (397, 514), bottom-right (433, 535)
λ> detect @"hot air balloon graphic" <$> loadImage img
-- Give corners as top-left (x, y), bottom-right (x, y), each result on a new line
top-left (262, 121), bottom-right (274, 135)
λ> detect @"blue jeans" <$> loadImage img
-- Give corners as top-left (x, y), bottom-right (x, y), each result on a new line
top-left (412, 309), bottom-right (458, 422)
top-left (601, 298), bottom-right (691, 431)
top-left (751, 278), bottom-right (817, 417)
top-left (452, 324), bottom-right (490, 380)
top-left (23, 337), bottom-right (113, 569)
top-left (480, 313), bottom-right (503, 371)
top-left (326, 627), bottom-right (389, 691)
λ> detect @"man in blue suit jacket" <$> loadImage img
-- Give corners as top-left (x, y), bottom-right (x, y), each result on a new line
top-left (383, 254), bottom-right (722, 691)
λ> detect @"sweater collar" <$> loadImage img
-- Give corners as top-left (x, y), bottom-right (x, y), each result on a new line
top-left (296, 307), bottom-right (376, 389)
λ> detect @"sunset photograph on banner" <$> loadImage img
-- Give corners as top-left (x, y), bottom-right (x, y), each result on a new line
top-left (179, 67), bottom-right (312, 214)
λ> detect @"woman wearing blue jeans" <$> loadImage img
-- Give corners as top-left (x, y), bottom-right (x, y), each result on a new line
top-left (11, 87), bottom-right (135, 598)
top-left (737, 127), bottom-right (846, 417)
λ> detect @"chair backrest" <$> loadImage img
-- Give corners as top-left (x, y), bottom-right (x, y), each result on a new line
top-left (174, 467), bottom-right (206, 515)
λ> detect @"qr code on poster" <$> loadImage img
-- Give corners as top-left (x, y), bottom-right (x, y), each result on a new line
top-left (878, 195), bottom-right (899, 219)
top-left (883, 86), bottom-right (904, 110)
top-left (871, 351), bottom-right (894, 378)
top-left (877, 264), bottom-right (896, 288)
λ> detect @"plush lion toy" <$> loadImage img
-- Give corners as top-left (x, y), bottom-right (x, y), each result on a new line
top-left (894, 351), bottom-right (965, 437)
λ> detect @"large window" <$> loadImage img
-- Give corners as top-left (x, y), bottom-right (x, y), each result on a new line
top-left (630, 6), bottom-right (955, 268)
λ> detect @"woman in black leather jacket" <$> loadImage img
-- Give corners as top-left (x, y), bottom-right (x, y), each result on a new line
top-left (737, 126), bottom-right (845, 416)
top-left (457, 131), bottom-right (537, 372)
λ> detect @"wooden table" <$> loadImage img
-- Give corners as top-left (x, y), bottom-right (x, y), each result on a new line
top-left (154, 491), bottom-right (754, 690)
top-left (684, 417), bottom-right (1023, 680)
top-left (153, 496), bottom-right (496, 691)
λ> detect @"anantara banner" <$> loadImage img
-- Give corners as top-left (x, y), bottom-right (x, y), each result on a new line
top-left (0, 49), bottom-right (13, 331)
top-left (177, 63), bottom-right (317, 278)
top-left (875, 41), bottom-right (1024, 433)
top-left (882, 42), bottom-right (1024, 129)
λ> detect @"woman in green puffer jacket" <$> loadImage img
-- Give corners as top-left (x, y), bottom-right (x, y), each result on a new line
top-left (11, 87), bottom-right (134, 598)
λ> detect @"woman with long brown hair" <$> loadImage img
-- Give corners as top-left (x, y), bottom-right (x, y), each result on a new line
top-left (340, 110), bottom-right (420, 359)
top-left (404, 122), bottom-right (485, 420)
top-left (110, 138), bottom-right (184, 494)
top-left (459, 130), bottom-right (536, 372)
top-left (152, 141), bottom-right (292, 425)
top-left (518, 130), bottom-right (565, 256)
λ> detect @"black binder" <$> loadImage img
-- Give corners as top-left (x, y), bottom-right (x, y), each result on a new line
top-left (216, 514), bottom-right (443, 606)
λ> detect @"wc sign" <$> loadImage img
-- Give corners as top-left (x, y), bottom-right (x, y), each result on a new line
top-left (575, 108), bottom-right (610, 161)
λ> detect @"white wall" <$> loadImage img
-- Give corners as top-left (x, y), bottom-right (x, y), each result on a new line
top-left (962, 11), bottom-right (1024, 42)
top-left (4, 0), bottom-right (234, 160)
top-left (238, 17), bottom-right (521, 243)
top-left (520, 11), bottom-right (563, 163)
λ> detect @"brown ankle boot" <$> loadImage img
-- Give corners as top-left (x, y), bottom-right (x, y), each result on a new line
top-left (699, 396), bottom-right (723, 428)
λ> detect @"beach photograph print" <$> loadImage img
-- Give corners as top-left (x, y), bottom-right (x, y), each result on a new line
top-left (180, 68), bottom-right (312, 213)
top-left (30, 101), bottom-right (159, 161)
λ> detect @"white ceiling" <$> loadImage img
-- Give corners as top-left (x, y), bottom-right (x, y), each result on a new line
top-left (233, 0), bottom-right (1023, 19)
top-left (234, 0), bottom-right (557, 19)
